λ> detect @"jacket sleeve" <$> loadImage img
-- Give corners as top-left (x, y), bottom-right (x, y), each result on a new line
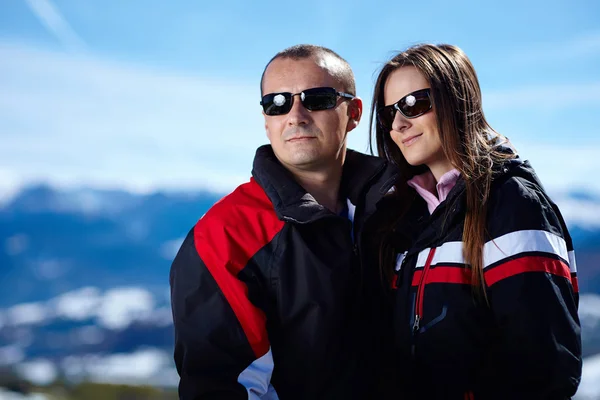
top-left (477, 177), bottom-right (582, 399)
top-left (169, 226), bottom-right (273, 400)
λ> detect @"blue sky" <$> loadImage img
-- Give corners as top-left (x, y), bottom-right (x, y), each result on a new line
top-left (0, 0), bottom-right (599, 199)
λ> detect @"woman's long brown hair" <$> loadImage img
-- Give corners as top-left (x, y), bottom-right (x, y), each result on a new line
top-left (369, 44), bottom-right (515, 300)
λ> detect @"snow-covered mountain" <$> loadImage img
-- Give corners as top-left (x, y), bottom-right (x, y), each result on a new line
top-left (0, 184), bottom-right (220, 306)
top-left (0, 285), bottom-right (176, 387)
top-left (577, 294), bottom-right (600, 399)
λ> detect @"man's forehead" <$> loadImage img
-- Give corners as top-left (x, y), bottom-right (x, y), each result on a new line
top-left (263, 57), bottom-right (337, 92)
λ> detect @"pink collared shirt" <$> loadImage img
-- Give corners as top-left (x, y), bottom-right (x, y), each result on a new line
top-left (407, 169), bottom-right (461, 214)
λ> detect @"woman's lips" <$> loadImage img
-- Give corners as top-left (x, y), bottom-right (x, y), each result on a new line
top-left (402, 133), bottom-right (423, 146)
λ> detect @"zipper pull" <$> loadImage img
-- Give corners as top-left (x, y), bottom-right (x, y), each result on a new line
top-left (413, 314), bottom-right (421, 333)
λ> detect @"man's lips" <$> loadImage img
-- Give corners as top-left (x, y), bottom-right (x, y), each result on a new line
top-left (287, 136), bottom-right (317, 142)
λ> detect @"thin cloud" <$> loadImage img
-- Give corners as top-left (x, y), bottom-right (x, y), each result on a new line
top-left (483, 82), bottom-right (600, 111)
top-left (511, 141), bottom-right (598, 194)
top-left (0, 40), bottom-right (264, 195)
top-left (569, 31), bottom-right (600, 57)
top-left (23, 0), bottom-right (86, 51)
top-left (504, 31), bottom-right (600, 66)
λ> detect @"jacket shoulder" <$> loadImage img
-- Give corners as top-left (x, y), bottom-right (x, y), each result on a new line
top-left (193, 178), bottom-right (285, 268)
top-left (199, 178), bottom-right (277, 225)
top-left (488, 174), bottom-right (566, 239)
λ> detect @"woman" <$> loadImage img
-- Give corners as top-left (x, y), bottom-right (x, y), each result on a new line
top-left (369, 44), bottom-right (582, 399)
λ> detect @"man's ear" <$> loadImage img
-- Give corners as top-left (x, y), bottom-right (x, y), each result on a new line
top-left (346, 97), bottom-right (363, 132)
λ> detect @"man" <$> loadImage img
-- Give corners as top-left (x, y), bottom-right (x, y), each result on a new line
top-left (170, 44), bottom-right (397, 399)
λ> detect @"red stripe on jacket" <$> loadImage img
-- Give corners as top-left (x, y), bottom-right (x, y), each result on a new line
top-left (411, 266), bottom-right (472, 286)
top-left (484, 255), bottom-right (573, 288)
top-left (194, 178), bottom-right (285, 357)
top-left (409, 256), bottom-right (576, 292)
top-left (571, 274), bottom-right (579, 293)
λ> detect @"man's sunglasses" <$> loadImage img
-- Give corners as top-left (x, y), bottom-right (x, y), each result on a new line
top-left (377, 88), bottom-right (432, 130)
top-left (261, 86), bottom-right (355, 116)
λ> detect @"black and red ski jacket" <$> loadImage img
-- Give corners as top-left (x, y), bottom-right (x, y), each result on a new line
top-left (388, 157), bottom-right (582, 399)
top-left (170, 145), bottom-right (398, 399)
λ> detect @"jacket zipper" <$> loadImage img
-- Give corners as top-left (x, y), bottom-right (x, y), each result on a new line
top-left (413, 247), bottom-right (436, 333)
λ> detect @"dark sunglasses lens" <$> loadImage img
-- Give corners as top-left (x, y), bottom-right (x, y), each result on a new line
top-left (377, 105), bottom-right (396, 130)
top-left (262, 93), bottom-right (292, 115)
top-left (301, 88), bottom-right (337, 111)
top-left (400, 91), bottom-right (431, 118)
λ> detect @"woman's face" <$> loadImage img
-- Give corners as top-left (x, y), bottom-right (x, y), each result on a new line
top-left (383, 66), bottom-right (450, 178)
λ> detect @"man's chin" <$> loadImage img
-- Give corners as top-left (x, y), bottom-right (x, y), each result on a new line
top-left (288, 149), bottom-right (323, 165)
top-left (278, 152), bottom-right (321, 169)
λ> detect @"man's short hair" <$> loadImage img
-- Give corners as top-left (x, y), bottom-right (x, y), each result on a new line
top-left (260, 44), bottom-right (356, 97)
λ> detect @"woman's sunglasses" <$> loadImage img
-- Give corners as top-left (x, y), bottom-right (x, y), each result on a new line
top-left (377, 88), bottom-right (432, 130)
top-left (261, 86), bottom-right (355, 116)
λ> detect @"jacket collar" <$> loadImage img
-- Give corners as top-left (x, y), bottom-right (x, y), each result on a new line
top-left (395, 153), bottom-right (532, 250)
top-left (251, 145), bottom-right (398, 223)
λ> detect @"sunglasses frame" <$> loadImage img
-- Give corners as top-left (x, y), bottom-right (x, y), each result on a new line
top-left (377, 88), bottom-right (432, 129)
top-left (260, 86), bottom-right (355, 116)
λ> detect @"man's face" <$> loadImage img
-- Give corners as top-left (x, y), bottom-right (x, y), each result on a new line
top-left (261, 57), bottom-right (361, 173)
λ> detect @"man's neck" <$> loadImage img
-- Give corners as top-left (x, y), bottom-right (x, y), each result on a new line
top-left (290, 165), bottom-right (344, 214)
